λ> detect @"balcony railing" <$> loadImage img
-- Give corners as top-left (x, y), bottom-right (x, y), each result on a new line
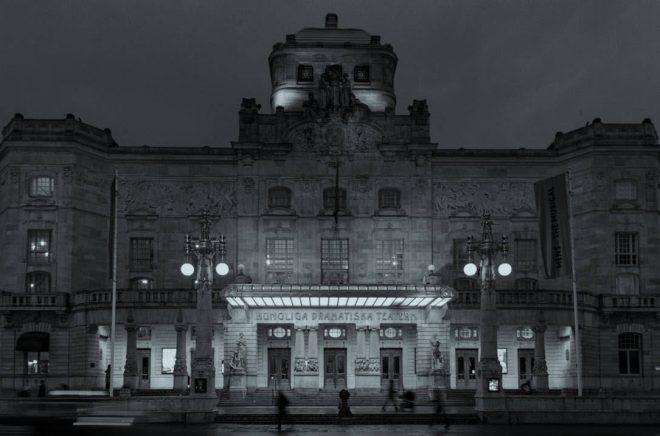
top-left (600, 295), bottom-right (658, 310)
top-left (451, 289), bottom-right (599, 309)
top-left (0, 291), bottom-right (68, 309)
top-left (71, 288), bottom-right (225, 309)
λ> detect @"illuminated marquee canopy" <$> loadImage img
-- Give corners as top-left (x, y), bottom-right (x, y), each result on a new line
top-left (223, 284), bottom-right (454, 309)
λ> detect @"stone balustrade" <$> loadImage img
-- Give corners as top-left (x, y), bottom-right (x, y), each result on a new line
top-left (0, 291), bottom-right (68, 309)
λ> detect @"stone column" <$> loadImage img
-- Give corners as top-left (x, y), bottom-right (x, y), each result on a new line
top-left (532, 321), bottom-right (549, 392)
top-left (173, 323), bottom-right (188, 391)
top-left (294, 328), bottom-right (305, 358)
top-left (293, 328), bottom-right (305, 389)
top-left (369, 327), bottom-right (380, 359)
top-left (123, 323), bottom-right (138, 390)
top-left (356, 327), bottom-right (367, 357)
top-left (308, 328), bottom-right (318, 359)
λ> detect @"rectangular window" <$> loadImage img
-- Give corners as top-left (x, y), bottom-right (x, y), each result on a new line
top-left (618, 333), bottom-right (642, 375)
top-left (515, 239), bottom-right (537, 272)
top-left (376, 239), bottom-right (404, 283)
top-left (321, 238), bottom-right (349, 284)
top-left (453, 239), bottom-right (468, 271)
top-left (615, 180), bottom-right (637, 201)
top-left (615, 232), bottom-right (638, 265)
top-left (29, 177), bottom-right (55, 197)
top-left (266, 238), bottom-right (295, 270)
top-left (297, 65), bottom-right (314, 82)
top-left (130, 238), bottom-right (154, 271)
top-left (26, 351), bottom-right (49, 374)
top-left (28, 230), bottom-right (52, 264)
top-left (354, 65), bottom-right (370, 82)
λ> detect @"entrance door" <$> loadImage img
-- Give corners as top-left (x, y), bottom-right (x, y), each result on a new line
top-left (455, 349), bottom-right (478, 389)
top-left (268, 348), bottom-right (291, 389)
top-left (518, 349), bottom-right (535, 386)
top-left (137, 348), bottom-right (150, 389)
top-left (324, 348), bottom-right (347, 389)
top-left (380, 348), bottom-right (402, 390)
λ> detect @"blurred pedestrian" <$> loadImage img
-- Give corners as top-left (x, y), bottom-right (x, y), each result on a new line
top-left (276, 390), bottom-right (289, 432)
top-left (382, 379), bottom-right (398, 412)
top-left (430, 389), bottom-right (450, 429)
top-left (37, 380), bottom-right (46, 397)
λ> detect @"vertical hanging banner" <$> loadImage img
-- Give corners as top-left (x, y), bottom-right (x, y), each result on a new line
top-left (534, 174), bottom-right (573, 278)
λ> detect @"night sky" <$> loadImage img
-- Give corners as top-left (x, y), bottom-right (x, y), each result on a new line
top-left (1, 0), bottom-right (659, 149)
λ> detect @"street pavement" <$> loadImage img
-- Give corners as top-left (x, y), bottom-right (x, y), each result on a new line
top-left (0, 423), bottom-right (659, 436)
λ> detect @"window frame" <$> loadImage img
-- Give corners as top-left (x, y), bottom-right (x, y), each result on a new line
top-left (614, 232), bottom-right (638, 266)
top-left (321, 238), bottom-right (349, 284)
top-left (614, 179), bottom-right (637, 201)
top-left (323, 187), bottom-right (347, 211)
top-left (297, 64), bottom-right (314, 83)
top-left (27, 229), bottom-right (52, 265)
top-left (378, 188), bottom-right (401, 210)
top-left (514, 239), bottom-right (538, 272)
top-left (129, 237), bottom-right (154, 272)
top-left (26, 271), bottom-right (51, 293)
top-left (618, 332), bottom-right (642, 375)
top-left (266, 238), bottom-right (295, 271)
top-left (268, 186), bottom-right (292, 209)
top-left (29, 176), bottom-right (55, 197)
top-left (353, 65), bottom-right (370, 83)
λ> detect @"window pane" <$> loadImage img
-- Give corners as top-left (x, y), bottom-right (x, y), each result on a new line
top-left (297, 65), bottom-right (314, 82)
top-left (379, 188), bottom-right (401, 209)
top-left (26, 271), bottom-right (51, 292)
top-left (354, 65), bottom-right (370, 82)
top-left (130, 238), bottom-right (153, 271)
top-left (323, 188), bottom-right (346, 210)
top-left (615, 180), bottom-right (637, 200)
top-left (29, 177), bottom-right (54, 197)
top-left (618, 351), bottom-right (629, 374)
top-left (615, 232), bottom-right (638, 265)
top-left (629, 351), bottom-right (640, 374)
top-left (266, 238), bottom-right (295, 270)
top-left (321, 238), bottom-right (348, 284)
top-left (515, 239), bottom-right (537, 271)
top-left (268, 187), bottom-right (291, 208)
top-left (28, 230), bottom-right (51, 264)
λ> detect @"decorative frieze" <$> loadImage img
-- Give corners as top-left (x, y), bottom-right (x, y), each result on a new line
top-left (433, 182), bottom-right (534, 217)
top-left (294, 357), bottom-right (319, 374)
top-left (354, 357), bottom-right (380, 374)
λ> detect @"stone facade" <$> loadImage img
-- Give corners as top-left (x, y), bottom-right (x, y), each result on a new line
top-left (0, 14), bottom-right (659, 395)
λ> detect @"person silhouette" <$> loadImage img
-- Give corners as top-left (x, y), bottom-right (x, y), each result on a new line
top-left (382, 379), bottom-right (398, 412)
top-left (276, 390), bottom-right (289, 432)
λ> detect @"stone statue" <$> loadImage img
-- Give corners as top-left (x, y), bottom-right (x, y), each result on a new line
top-left (236, 333), bottom-right (247, 369)
top-left (430, 336), bottom-right (444, 370)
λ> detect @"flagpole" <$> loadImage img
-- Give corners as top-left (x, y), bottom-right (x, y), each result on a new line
top-left (109, 170), bottom-right (118, 397)
top-left (566, 170), bottom-right (583, 397)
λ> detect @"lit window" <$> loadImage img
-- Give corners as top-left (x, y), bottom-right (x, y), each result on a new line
top-left (353, 65), bottom-right (370, 82)
top-left (130, 277), bottom-right (153, 289)
top-left (615, 232), bottom-right (638, 265)
top-left (268, 186), bottom-right (291, 209)
top-left (267, 326), bottom-right (291, 339)
top-left (323, 188), bottom-right (347, 210)
top-left (378, 188), bottom-right (401, 209)
top-left (266, 238), bottom-right (295, 270)
top-left (130, 238), bottom-right (153, 271)
top-left (26, 271), bottom-right (51, 292)
top-left (321, 238), bottom-right (349, 284)
top-left (618, 333), bottom-right (642, 375)
top-left (29, 177), bottom-right (54, 197)
top-left (26, 351), bottom-right (49, 374)
top-left (324, 327), bottom-right (346, 340)
top-left (376, 239), bottom-right (404, 283)
top-left (28, 230), bottom-right (51, 264)
top-left (380, 326), bottom-right (403, 339)
top-left (615, 180), bottom-right (637, 201)
top-left (515, 239), bottom-right (537, 272)
top-left (297, 65), bottom-right (314, 82)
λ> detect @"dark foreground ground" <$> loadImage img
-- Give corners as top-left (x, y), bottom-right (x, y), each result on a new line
top-left (0, 423), bottom-right (659, 436)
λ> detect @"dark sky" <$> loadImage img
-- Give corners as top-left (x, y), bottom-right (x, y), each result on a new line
top-left (1, 0), bottom-right (659, 149)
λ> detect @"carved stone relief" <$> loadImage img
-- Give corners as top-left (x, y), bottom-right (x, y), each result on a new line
top-left (119, 179), bottom-right (237, 216)
top-left (433, 182), bottom-right (535, 217)
top-left (288, 122), bottom-right (381, 155)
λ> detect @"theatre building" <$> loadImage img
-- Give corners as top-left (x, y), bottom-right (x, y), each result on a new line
top-left (1, 14), bottom-right (659, 395)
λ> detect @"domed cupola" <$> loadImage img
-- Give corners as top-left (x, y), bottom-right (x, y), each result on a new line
top-left (268, 14), bottom-right (398, 114)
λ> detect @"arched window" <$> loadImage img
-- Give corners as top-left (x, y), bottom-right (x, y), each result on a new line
top-left (323, 187), bottom-right (347, 210)
top-left (378, 188), bottom-right (401, 209)
top-left (29, 176), bottom-right (55, 197)
top-left (515, 278), bottom-right (539, 290)
top-left (16, 332), bottom-right (49, 375)
top-left (618, 332), bottom-right (642, 374)
top-left (268, 186), bottom-right (291, 209)
top-left (614, 179), bottom-right (637, 201)
top-left (26, 271), bottom-right (51, 292)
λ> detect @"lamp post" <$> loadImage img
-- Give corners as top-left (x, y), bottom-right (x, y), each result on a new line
top-left (463, 213), bottom-right (511, 414)
top-left (180, 210), bottom-right (229, 397)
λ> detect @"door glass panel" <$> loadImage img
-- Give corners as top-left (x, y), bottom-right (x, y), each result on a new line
top-left (458, 357), bottom-right (464, 379)
top-left (337, 356), bottom-right (345, 374)
top-left (469, 357), bottom-right (476, 379)
top-left (382, 357), bottom-right (389, 377)
top-left (282, 359), bottom-right (289, 379)
top-left (393, 356), bottom-right (400, 375)
top-left (520, 357), bottom-right (526, 379)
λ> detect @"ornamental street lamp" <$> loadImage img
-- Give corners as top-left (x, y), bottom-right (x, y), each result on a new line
top-left (180, 210), bottom-right (229, 396)
top-left (463, 213), bottom-right (511, 410)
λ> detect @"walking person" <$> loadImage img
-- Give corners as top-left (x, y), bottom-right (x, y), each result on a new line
top-left (275, 390), bottom-right (289, 432)
top-left (382, 379), bottom-right (398, 412)
top-left (430, 389), bottom-right (450, 429)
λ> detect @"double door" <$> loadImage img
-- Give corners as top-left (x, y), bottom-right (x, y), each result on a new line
top-left (268, 348), bottom-right (290, 389)
top-left (380, 348), bottom-right (402, 390)
top-left (324, 348), bottom-right (346, 389)
top-left (455, 348), bottom-right (478, 389)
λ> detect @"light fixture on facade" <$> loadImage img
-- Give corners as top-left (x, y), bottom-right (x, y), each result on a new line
top-left (215, 262), bottom-right (229, 276)
top-left (181, 262), bottom-right (195, 276)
